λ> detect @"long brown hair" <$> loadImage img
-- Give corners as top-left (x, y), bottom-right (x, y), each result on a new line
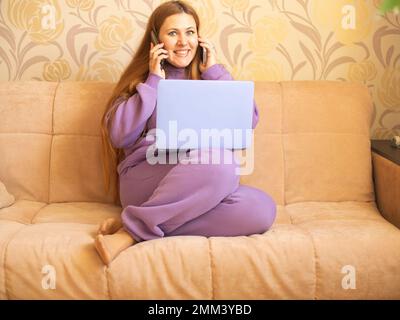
top-left (101, 0), bottom-right (203, 206)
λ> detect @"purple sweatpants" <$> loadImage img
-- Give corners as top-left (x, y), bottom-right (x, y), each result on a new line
top-left (119, 149), bottom-right (276, 242)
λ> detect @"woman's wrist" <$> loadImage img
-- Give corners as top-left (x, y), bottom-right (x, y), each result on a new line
top-left (145, 72), bottom-right (163, 89)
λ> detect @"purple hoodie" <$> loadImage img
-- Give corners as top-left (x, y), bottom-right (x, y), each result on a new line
top-left (107, 62), bottom-right (259, 175)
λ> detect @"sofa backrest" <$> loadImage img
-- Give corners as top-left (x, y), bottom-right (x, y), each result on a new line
top-left (0, 81), bottom-right (116, 205)
top-left (240, 81), bottom-right (375, 205)
top-left (0, 80), bottom-right (375, 206)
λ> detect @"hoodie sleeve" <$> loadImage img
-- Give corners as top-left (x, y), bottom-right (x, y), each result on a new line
top-left (201, 64), bottom-right (259, 129)
top-left (107, 73), bottom-right (163, 149)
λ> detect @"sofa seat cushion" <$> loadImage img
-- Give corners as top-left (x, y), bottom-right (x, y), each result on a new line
top-left (0, 220), bottom-right (25, 299)
top-left (107, 223), bottom-right (316, 299)
top-left (0, 201), bottom-right (399, 299)
top-left (285, 201), bottom-right (400, 298)
top-left (0, 200), bottom-right (48, 224)
top-left (32, 202), bottom-right (121, 225)
top-left (296, 219), bottom-right (400, 299)
top-left (3, 223), bottom-right (108, 299)
top-left (0, 200), bottom-right (121, 225)
top-left (286, 201), bottom-right (384, 224)
top-left (106, 202), bottom-right (400, 299)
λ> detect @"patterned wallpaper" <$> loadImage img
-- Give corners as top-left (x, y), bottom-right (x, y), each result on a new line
top-left (0, 0), bottom-right (399, 139)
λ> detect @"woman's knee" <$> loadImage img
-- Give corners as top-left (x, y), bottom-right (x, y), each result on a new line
top-left (257, 192), bottom-right (277, 232)
top-left (239, 187), bottom-right (277, 233)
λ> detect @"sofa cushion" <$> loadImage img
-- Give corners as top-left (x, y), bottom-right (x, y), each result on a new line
top-left (0, 200), bottom-right (47, 224)
top-left (284, 133), bottom-right (374, 203)
top-left (108, 236), bottom-right (213, 299)
top-left (50, 82), bottom-right (116, 204)
top-left (0, 134), bottom-right (52, 203)
top-left (285, 201), bottom-right (383, 224)
top-left (0, 82), bottom-right (57, 203)
top-left (0, 200), bottom-right (121, 225)
top-left (4, 223), bottom-right (108, 299)
top-left (1, 201), bottom-right (399, 299)
top-left (48, 135), bottom-right (114, 204)
top-left (204, 224), bottom-right (316, 299)
top-left (32, 201), bottom-right (121, 224)
top-left (297, 218), bottom-right (400, 299)
top-left (238, 133), bottom-right (284, 205)
top-left (106, 202), bottom-right (400, 299)
top-left (281, 81), bottom-right (374, 204)
top-left (0, 201), bottom-right (122, 299)
top-left (0, 81), bottom-right (117, 205)
top-left (0, 220), bottom-right (25, 299)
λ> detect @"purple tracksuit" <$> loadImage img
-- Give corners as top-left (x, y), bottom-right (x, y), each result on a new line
top-left (108, 62), bottom-right (276, 242)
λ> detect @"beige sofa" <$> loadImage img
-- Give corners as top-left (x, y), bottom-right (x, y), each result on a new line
top-left (0, 80), bottom-right (399, 300)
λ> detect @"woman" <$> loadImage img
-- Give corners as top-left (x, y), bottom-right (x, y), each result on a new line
top-left (95, 0), bottom-right (277, 265)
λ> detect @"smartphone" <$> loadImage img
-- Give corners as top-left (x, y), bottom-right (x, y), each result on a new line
top-left (151, 30), bottom-right (165, 70)
top-left (201, 46), bottom-right (207, 65)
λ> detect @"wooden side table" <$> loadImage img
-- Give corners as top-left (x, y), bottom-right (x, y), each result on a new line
top-left (371, 140), bottom-right (400, 229)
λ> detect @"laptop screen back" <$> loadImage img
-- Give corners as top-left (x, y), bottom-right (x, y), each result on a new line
top-left (156, 79), bottom-right (254, 150)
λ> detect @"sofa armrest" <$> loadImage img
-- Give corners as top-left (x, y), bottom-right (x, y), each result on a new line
top-left (371, 151), bottom-right (400, 229)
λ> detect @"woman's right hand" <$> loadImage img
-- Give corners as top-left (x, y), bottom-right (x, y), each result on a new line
top-left (149, 42), bottom-right (168, 79)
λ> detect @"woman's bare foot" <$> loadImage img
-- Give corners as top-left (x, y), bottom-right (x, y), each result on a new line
top-left (97, 217), bottom-right (123, 235)
top-left (94, 228), bottom-right (136, 265)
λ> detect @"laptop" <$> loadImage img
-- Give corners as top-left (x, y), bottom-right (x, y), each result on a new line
top-left (155, 79), bottom-right (254, 150)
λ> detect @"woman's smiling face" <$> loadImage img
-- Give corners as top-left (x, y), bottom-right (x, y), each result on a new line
top-left (158, 13), bottom-right (199, 68)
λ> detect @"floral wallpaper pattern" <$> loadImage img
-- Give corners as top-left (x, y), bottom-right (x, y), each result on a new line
top-left (0, 0), bottom-right (399, 138)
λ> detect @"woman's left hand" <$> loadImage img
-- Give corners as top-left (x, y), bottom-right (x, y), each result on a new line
top-left (198, 37), bottom-right (217, 73)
